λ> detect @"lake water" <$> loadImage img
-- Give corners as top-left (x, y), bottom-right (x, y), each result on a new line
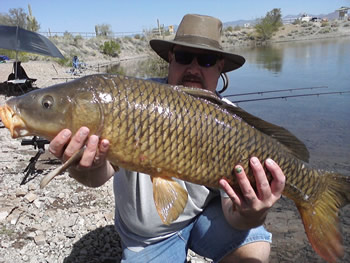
top-left (117, 38), bottom-right (350, 173)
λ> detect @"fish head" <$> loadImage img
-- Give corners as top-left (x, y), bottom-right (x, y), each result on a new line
top-left (0, 77), bottom-right (102, 140)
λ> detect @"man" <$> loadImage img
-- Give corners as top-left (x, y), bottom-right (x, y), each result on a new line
top-left (49, 14), bottom-right (285, 262)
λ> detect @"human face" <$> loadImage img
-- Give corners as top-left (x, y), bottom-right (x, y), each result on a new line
top-left (167, 46), bottom-right (224, 92)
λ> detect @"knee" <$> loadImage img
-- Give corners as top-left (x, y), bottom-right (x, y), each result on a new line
top-left (220, 241), bottom-right (271, 263)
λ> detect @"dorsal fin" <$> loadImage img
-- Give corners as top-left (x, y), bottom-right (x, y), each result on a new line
top-left (180, 86), bottom-right (310, 162)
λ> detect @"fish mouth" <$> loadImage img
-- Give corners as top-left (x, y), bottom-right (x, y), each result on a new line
top-left (0, 105), bottom-right (29, 138)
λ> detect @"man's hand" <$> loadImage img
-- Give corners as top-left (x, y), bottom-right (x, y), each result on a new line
top-left (49, 126), bottom-right (113, 187)
top-left (219, 157), bottom-right (285, 230)
top-left (49, 127), bottom-right (110, 169)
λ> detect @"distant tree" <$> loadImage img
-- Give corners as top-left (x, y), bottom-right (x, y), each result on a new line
top-left (0, 13), bottom-right (9, 25)
top-left (95, 24), bottom-right (113, 37)
top-left (6, 8), bottom-right (27, 27)
top-left (0, 7), bottom-right (40, 32)
top-left (255, 8), bottom-right (283, 40)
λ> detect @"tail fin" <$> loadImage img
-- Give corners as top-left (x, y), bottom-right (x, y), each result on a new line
top-left (297, 172), bottom-right (350, 263)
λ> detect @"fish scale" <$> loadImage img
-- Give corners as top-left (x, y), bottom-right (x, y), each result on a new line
top-left (97, 76), bottom-right (285, 188)
top-left (0, 74), bottom-right (349, 263)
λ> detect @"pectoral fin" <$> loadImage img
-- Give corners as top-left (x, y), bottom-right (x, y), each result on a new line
top-left (40, 148), bottom-right (84, 188)
top-left (152, 176), bottom-right (188, 225)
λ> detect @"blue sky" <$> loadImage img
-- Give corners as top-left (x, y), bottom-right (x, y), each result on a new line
top-left (1, 0), bottom-right (350, 33)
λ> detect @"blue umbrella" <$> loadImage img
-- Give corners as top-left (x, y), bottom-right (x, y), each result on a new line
top-left (0, 25), bottom-right (64, 78)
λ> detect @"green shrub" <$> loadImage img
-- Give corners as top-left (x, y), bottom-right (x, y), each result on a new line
top-left (321, 21), bottom-right (329, 27)
top-left (100, 40), bottom-right (121, 57)
top-left (56, 56), bottom-right (71, 67)
top-left (73, 35), bottom-right (83, 47)
top-left (319, 28), bottom-right (331, 34)
top-left (254, 8), bottom-right (283, 40)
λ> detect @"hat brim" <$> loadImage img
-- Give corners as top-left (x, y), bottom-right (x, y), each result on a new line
top-left (150, 39), bottom-right (245, 72)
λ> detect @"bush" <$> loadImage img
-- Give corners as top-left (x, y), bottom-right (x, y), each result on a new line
top-left (73, 35), bottom-right (83, 47)
top-left (319, 28), bottom-right (331, 34)
top-left (100, 40), bottom-right (121, 57)
top-left (331, 22), bottom-right (339, 27)
top-left (255, 8), bottom-right (283, 40)
top-left (226, 26), bottom-right (233, 32)
top-left (321, 21), bottom-right (329, 27)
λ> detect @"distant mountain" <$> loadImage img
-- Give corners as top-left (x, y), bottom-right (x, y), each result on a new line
top-left (223, 19), bottom-right (255, 27)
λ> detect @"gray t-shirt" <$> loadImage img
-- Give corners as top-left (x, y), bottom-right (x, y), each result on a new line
top-left (113, 169), bottom-right (218, 251)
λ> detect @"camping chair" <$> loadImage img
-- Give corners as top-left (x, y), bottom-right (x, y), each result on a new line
top-left (6, 61), bottom-right (37, 93)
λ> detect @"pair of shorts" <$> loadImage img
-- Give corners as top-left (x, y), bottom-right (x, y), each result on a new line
top-left (121, 198), bottom-right (272, 263)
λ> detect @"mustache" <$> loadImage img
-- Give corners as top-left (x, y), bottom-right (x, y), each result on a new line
top-left (179, 74), bottom-right (205, 86)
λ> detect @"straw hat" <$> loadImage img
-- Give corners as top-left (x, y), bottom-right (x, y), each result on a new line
top-left (150, 14), bottom-right (245, 72)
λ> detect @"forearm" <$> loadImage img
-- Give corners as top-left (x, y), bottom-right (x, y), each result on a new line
top-left (68, 160), bottom-right (116, 188)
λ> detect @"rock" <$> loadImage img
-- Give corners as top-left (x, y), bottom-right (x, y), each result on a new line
top-left (0, 208), bottom-right (10, 221)
top-left (104, 212), bottom-right (114, 221)
top-left (27, 232), bottom-right (36, 239)
top-left (23, 192), bottom-right (37, 203)
top-left (7, 208), bottom-right (22, 225)
top-left (34, 235), bottom-right (46, 245)
top-left (15, 188), bottom-right (28, 197)
top-left (22, 255), bottom-right (29, 262)
top-left (65, 231), bottom-right (76, 239)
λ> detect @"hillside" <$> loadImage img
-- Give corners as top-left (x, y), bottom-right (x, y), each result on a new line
top-left (53, 19), bottom-right (350, 63)
top-left (1, 20), bottom-right (349, 90)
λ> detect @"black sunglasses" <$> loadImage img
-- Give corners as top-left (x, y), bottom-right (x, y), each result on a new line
top-left (173, 51), bottom-right (221, 68)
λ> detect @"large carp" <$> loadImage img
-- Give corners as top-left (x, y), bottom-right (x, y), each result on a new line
top-left (0, 74), bottom-right (349, 262)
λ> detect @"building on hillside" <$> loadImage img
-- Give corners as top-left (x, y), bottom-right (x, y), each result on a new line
top-left (299, 14), bottom-right (312, 22)
top-left (336, 6), bottom-right (350, 20)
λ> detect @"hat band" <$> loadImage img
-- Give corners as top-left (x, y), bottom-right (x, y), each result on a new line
top-left (173, 35), bottom-right (222, 51)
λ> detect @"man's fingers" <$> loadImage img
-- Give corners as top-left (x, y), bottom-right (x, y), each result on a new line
top-left (234, 165), bottom-right (258, 205)
top-left (265, 158), bottom-right (285, 197)
top-left (49, 129), bottom-right (72, 158)
top-left (250, 157), bottom-right (271, 200)
top-left (219, 178), bottom-right (241, 208)
top-left (79, 135), bottom-right (99, 167)
top-left (99, 139), bottom-right (110, 155)
top-left (63, 127), bottom-right (89, 162)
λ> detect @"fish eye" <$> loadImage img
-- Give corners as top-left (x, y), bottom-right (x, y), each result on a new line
top-left (42, 95), bottom-right (54, 109)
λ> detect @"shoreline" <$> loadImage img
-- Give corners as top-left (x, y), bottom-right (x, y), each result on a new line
top-left (1, 20), bottom-right (349, 89)
top-left (1, 34), bottom-right (349, 90)
top-left (269, 31), bottom-right (350, 44)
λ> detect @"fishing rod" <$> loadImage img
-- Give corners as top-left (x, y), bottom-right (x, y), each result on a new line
top-left (224, 86), bottom-right (328, 98)
top-left (231, 90), bottom-right (350, 103)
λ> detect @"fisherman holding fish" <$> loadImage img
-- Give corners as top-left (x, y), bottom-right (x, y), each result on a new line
top-left (49, 14), bottom-right (286, 262)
